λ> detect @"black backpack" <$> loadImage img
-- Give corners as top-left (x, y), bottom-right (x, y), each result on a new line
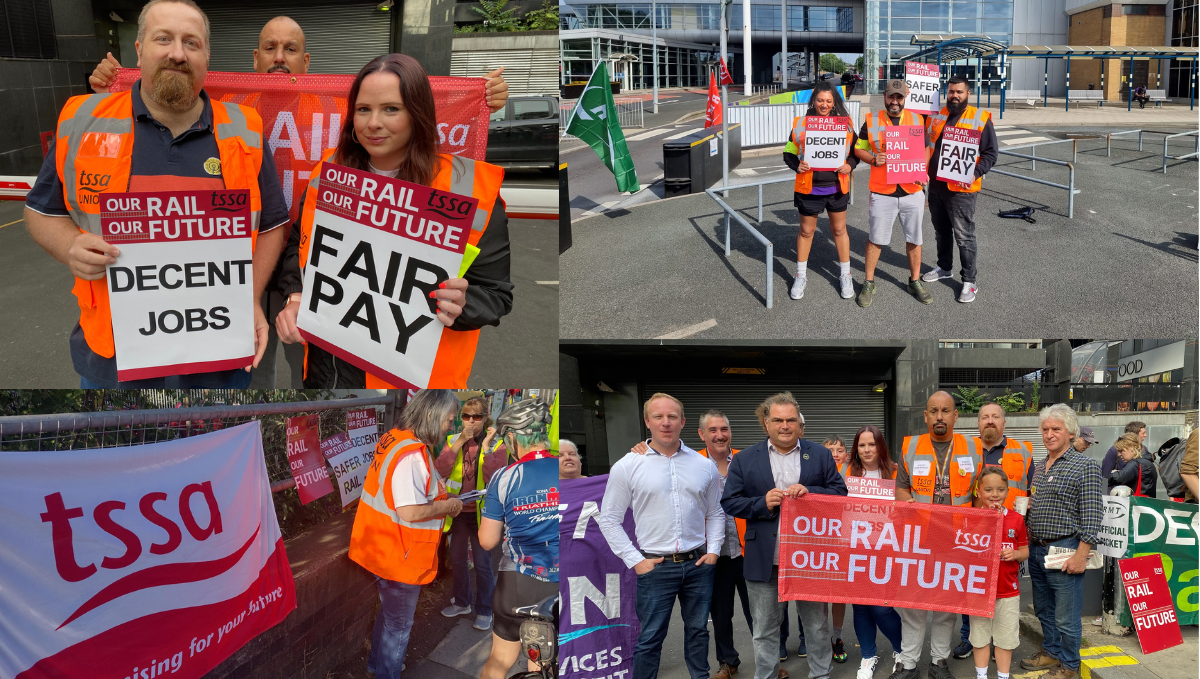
top-left (998, 206), bottom-right (1036, 223)
top-left (1156, 437), bottom-right (1188, 498)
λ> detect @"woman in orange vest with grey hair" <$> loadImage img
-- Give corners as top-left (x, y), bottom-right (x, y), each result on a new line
top-left (349, 388), bottom-right (464, 679)
top-left (782, 81), bottom-right (860, 302)
top-left (275, 53), bottom-right (513, 388)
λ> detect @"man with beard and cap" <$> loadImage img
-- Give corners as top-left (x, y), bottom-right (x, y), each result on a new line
top-left (920, 75), bottom-right (998, 304)
top-left (852, 78), bottom-right (932, 308)
top-left (24, 0), bottom-right (290, 388)
top-left (892, 391), bottom-right (982, 679)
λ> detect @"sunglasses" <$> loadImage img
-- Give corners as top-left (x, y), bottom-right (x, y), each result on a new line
top-left (462, 413), bottom-right (486, 421)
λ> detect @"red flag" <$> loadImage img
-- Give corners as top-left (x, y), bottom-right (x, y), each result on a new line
top-left (704, 71), bottom-right (723, 129)
top-left (719, 57), bottom-right (734, 85)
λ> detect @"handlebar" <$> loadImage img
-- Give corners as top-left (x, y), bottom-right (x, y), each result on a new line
top-left (513, 593), bottom-right (559, 620)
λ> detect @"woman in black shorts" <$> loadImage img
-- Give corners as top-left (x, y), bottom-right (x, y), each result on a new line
top-left (783, 81), bottom-right (860, 301)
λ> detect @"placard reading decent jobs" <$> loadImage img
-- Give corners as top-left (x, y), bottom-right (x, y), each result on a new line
top-left (101, 190), bottom-right (255, 381)
top-left (296, 163), bottom-right (475, 388)
top-left (803, 116), bottom-right (850, 170)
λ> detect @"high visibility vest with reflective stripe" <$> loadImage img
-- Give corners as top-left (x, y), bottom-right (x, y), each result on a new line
top-left (789, 116), bottom-right (853, 195)
top-left (975, 436), bottom-right (1033, 511)
top-left (299, 148), bottom-right (505, 388)
top-left (864, 108), bottom-right (925, 195)
top-left (442, 433), bottom-right (503, 530)
top-left (54, 90), bottom-right (265, 359)
top-left (924, 105), bottom-right (991, 193)
top-left (901, 433), bottom-right (981, 506)
top-left (349, 428), bottom-right (447, 584)
top-left (698, 447), bottom-right (746, 550)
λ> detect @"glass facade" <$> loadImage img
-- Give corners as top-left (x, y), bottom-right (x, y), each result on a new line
top-left (561, 3), bottom-right (851, 32)
top-left (560, 34), bottom-right (723, 89)
top-left (1169, 0), bottom-right (1197, 97)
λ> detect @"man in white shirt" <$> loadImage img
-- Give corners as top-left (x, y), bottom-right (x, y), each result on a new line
top-left (598, 393), bottom-right (725, 679)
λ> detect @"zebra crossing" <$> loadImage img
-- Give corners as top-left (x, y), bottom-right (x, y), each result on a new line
top-left (994, 124), bottom-right (1052, 146)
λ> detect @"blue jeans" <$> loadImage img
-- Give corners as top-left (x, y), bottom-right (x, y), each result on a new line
top-left (853, 604), bottom-right (903, 659)
top-left (961, 614), bottom-right (971, 643)
top-left (449, 512), bottom-right (494, 616)
top-left (80, 369), bottom-right (253, 389)
top-left (1029, 538), bottom-right (1086, 670)
top-left (367, 577), bottom-right (422, 679)
top-left (633, 557), bottom-right (716, 679)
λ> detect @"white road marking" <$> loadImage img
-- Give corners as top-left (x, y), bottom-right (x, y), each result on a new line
top-left (624, 127), bottom-right (675, 142)
top-left (665, 128), bottom-right (702, 140)
top-left (994, 129), bottom-right (1028, 136)
top-left (733, 168), bottom-right (759, 176)
top-left (578, 200), bottom-right (620, 218)
top-left (655, 318), bottom-right (718, 339)
top-left (993, 124), bottom-right (1015, 129)
top-left (535, 281), bottom-right (559, 285)
top-left (1002, 136), bottom-right (1052, 145)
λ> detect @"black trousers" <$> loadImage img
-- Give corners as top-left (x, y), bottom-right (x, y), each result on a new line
top-left (929, 181), bottom-right (979, 283)
top-left (711, 555), bottom-right (753, 667)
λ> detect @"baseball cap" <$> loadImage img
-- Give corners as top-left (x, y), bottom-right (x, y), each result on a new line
top-left (884, 79), bottom-right (908, 96)
top-left (1078, 426), bottom-right (1098, 444)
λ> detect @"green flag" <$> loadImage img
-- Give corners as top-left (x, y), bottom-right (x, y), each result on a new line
top-left (565, 62), bottom-right (639, 193)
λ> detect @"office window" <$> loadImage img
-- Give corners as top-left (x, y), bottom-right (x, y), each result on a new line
top-left (0, 0), bottom-right (57, 59)
top-left (952, 18), bottom-right (980, 32)
top-left (952, 2), bottom-right (980, 18)
top-left (981, 18), bottom-right (1011, 34)
top-left (891, 2), bottom-right (922, 18)
top-left (982, 2), bottom-right (1013, 18)
top-left (923, 2), bottom-right (950, 18)
top-left (922, 17), bottom-right (949, 32)
top-left (892, 17), bottom-right (920, 31)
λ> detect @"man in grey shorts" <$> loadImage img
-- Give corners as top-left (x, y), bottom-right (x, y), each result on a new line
top-left (852, 79), bottom-right (933, 308)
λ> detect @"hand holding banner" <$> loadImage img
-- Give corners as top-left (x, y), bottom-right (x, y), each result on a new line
top-left (778, 495), bottom-right (1001, 616)
top-left (884, 126), bottom-right (928, 185)
top-left (101, 190), bottom-right (255, 381)
top-left (802, 116), bottom-right (850, 170)
top-left (905, 62), bottom-right (941, 114)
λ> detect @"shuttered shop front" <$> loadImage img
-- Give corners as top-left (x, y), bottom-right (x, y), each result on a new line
top-left (203, 4), bottom-right (391, 75)
top-left (450, 46), bottom-right (559, 95)
top-left (641, 382), bottom-right (887, 453)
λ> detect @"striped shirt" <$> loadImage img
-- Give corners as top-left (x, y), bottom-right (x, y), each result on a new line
top-left (1026, 448), bottom-right (1104, 545)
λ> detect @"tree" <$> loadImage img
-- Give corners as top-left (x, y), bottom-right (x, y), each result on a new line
top-left (522, 0), bottom-right (559, 30)
top-left (954, 386), bottom-right (988, 414)
top-left (855, 56), bottom-right (864, 73)
top-left (469, 0), bottom-right (522, 32)
top-left (819, 53), bottom-right (845, 74)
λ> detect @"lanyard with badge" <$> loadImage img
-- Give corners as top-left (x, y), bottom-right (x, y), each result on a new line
top-left (933, 443), bottom-right (953, 504)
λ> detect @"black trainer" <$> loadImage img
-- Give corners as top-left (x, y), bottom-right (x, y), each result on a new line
top-left (887, 665), bottom-right (919, 679)
top-left (928, 659), bottom-right (955, 679)
top-left (832, 638), bottom-right (848, 663)
top-left (952, 640), bottom-right (973, 660)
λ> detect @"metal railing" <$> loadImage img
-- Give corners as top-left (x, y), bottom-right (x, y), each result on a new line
top-left (559, 96), bottom-right (645, 129)
top-left (1160, 130), bottom-right (1200, 173)
top-left (992, 149), bottom-right (1078, 218)
top-left (1000, 137), bottom-right (1079, 171)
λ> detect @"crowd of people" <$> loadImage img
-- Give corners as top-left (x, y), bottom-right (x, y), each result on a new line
top-left (583, 390), bottom-right (1198, 679)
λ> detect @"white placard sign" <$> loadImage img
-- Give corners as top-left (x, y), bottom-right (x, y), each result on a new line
top-left (296, 162), bottom-right (474, 388)
top-left (1097, 495), bottom-right (1131, 558)
top-left (936, 126), bottom-right (982, 186)
top-left (320, 408), bottom-right (380, 507)
top-left (802, 116), bottom-right (850, 170)
top-left (101, 190), bottom-right (255, 381)
top-left (905, 61), bottom-right (942, 114)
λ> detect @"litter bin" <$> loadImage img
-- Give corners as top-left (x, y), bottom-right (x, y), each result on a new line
top-left (662, 123), bottom-right (742, 196)
top-left (559, 161), bottom-right (571, 253)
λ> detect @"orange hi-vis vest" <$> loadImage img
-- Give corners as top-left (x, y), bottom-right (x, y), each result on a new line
top-left (900, 433), bottom-right (981, 506)
top-left (699, 447), bottom-right (746, 550)
top-left (864, 108), bottom-right (925, 195)
top-left (924, 104), bottom-right (991, 193)
top-left (788, 116), bottom-right (853, 194)
top-left (299, 148), bottom-right (505, 388)
top-left (974, 436), bottom-right (1034, 510)
top-left (349, 428), bottom-right (448, 584)
top-left (54, 89), bottom-right (265, 359)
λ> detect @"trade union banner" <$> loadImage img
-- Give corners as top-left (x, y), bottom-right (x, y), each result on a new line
top-left (1118, 496), bottom-right (1198, 627)
top-left (0, 422), bottom-right (296, 679)
top-left (101, 190), bottom-right (255, 381)
top-left (110, 69), bottom-right (490, 222)
top-left (778, 495), bottom-right (1002, 617)
top-left (295, 162), bottom-right (474, 388)
top-left (559, 475), bottom-right (640, 679)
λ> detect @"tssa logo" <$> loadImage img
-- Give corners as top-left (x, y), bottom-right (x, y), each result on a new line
top-left (952, 529), bottom-right (992, 553)
top-left (79, 170), bottom-right (112, 192)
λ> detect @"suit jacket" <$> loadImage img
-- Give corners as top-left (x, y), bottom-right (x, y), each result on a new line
top-left (720, 438), bottom-right (847, 583)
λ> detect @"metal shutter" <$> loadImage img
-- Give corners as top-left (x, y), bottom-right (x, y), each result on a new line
top-left (641, 382), bottom-right (886, 454)
top-left (450, 47), bottom-right (560, 96)
top-left (0, 0), bottom-right (56, 59)
top-left (202, 4), bottom-right (391, 75)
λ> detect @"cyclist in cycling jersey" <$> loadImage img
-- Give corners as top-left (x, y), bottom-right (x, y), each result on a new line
top-left (477, 398), bottom-right (560, 679)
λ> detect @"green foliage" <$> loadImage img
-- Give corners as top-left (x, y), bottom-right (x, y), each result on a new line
top-left (819, 53), bottom-right (846, 74)
top-left (522, 0), bottom-right (559, 30)
top-left (954, 385), bottom-right (988, 414)
top-left (1029, 380), bottom-right (1040, 412)
top-left (855, 56), bottom-right (864, 73)
top-left (993, 389), bottom-right (1027, 413)
top-left (469, 0), bottom-right (522, 31)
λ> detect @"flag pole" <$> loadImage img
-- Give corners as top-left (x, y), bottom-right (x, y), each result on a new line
top-left (652, 0), bottom-right (659, 114)
top-left (720, 0), bottom-right (728, 196)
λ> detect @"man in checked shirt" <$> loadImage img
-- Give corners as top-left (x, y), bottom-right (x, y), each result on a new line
top-left (598, 392), bottom-right (725, 679)
top-left (1019, 404), bottom-right (1104, 679)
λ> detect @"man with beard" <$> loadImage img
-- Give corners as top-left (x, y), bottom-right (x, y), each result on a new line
top-left (24, 0), bottom-right (290, 388)
top-left (852, 79), bottom-right (932, 308)
top-left (892, 391), bottom-right (982, 679)
top-left (920, 76), bottom-right (998, 303)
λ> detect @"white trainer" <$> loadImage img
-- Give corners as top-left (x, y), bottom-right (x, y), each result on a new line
top-left (857, 655), bottom-right (879, 679)
top-left (839, 273), bottom-right (854, 299)
top-left (921, 266), bottom-right (953, 282)
top-left (958, 282), bottom-right (978, 303)
top-left (892, 652), bottom-right (903, 675)
top-left (790, 274), bottom-right (807, 300)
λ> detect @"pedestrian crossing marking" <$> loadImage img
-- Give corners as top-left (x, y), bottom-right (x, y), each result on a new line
top-left (1002, 136), bottom-right (1053, 145)
top-left (1080, 654), bottom-right (1138, 679)
top-left (665, 128), bottom-right (701, 140)
top-left (624, 128), bottom-right (674, 142)
top-left (995, 129), bottom-right (1029, 136)
top-left (1079, 646), bottom-right (1124, 656)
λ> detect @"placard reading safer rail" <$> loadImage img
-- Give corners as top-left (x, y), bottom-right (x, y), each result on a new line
top-left (101, 190), bottom-right (256, 381)
top-left (296, 162), bottom-right (475, 388)
top-left (802, 116), bottom-right (850, 170)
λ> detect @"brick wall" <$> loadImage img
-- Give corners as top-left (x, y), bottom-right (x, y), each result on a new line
top-left (206, 509), bottom-right (378, 679)
top-left (1067, 6), bottom-right (1167, 101)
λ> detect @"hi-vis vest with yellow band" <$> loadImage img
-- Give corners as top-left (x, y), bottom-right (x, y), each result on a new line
top-left (299, 148), bottom-right (504, 388)
top-left (973, 436), bottom-right (1033, 511)
top-left (900, 433), bottom-right (981, 506)
top-left (55, 89), bottom-right (265, 359)
top-left (924, 104), bottom-right (991, 193)
top-left (441, 432), bottom-right (504, 531)
top-left (787, 116), bottom-right (853, 194)
top-left (864, 108), bottom-right (925, 195)
top-left (698, 447), bottom-right (746, 550)
top-left (349, 428), bottom-right (447, 584)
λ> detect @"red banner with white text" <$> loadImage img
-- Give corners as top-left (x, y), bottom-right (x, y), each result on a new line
top-left (778, 495), bottom-right (1002, 616)
top-left (110, 69), bottom-right (489, 222)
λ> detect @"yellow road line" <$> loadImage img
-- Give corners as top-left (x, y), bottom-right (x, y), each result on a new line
top-left (0, 217), bottom-right (24, 229)
top-left (1080, 646), bottom-right (1125, 656)
top-left (1080, 653), bottom-right (1139, 679)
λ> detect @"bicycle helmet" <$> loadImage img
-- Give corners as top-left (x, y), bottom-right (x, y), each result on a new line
top-left (495, 398), bottom-right (551, 438)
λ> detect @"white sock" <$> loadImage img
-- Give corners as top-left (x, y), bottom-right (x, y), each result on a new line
top-left (833, 626), bottom-right (842, 642)
top-left (976, 667), bottom-right (988, 679)
top-left (998, 673), bottom-right (1009, 679)
top-left (838, 260), bottom-right (850, 276)
top-left (797, 261), bottom-right (807, 277)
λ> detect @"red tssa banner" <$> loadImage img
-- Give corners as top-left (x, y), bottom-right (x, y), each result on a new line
top-left (778, 494), bottom-right (1002, 616)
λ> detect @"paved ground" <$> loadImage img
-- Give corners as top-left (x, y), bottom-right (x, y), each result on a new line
top-left (560, 121), bottom-right (1198, 339)
top-left (1019, 612), bottom-right (1197, 679)
top-left (0, 199), bottom-right (557, 387)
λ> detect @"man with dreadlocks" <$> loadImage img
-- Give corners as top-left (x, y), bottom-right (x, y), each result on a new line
top-left (477, 398), bottom-right (560, 679)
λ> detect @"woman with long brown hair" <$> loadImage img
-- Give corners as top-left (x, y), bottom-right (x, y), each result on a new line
top-left (275, 53), bottom-right (512, 388)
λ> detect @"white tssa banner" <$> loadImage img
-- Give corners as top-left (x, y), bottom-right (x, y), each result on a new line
top-left (102, 190), bottom-right (256, 381)
top-left (935, 126), bottom-right (981, 186)
top-left (0, 422), bottom-right (296, 679)
top-left (905, 61), bottom-right (942, 114)
top-left (296, 162), bottom-right (474, 388)
top-left (803, 116), bottom-right (850, 170)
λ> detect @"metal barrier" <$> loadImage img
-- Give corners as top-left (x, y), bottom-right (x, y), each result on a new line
top-left (991, 149), bottom-right (1078, 218)
top-left (724, 101), bottom-right (861, 148)
top-left (1161, 130), bottom-right (1200, 173)
top-left (1000, 137), bottom-right (1079, 171)
top-left (559, 96), bottom-right (645, 129)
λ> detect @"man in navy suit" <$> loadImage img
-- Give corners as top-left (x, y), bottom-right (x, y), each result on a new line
top-left (722, 391), bottom-right (848, 679)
